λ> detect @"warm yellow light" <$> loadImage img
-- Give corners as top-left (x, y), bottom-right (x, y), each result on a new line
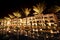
top-left (14, 30), bottom-right (16, 32)
top-left (57, 30), bottom-right (59, 33)
top-left (50, 30), bottom-right (53, 33)
top-left (13, 12), bottom-right (21, 18)
top-left (33, 3), bottom-right (45, 14)
top-left (46, 35), bottom-right (48, 38)
top-left (33, 29), bottom-right (35, 31)
top-left (33, 6), bottom-right (40, 13)
top-left (30, 17), bottom-right (33, 20)
top-left (48, 23), bottom-right (51, 26)
top-left (20, 19), bottom-right (22, 22)
top-left (33, 12), bottom-right (38, 15)
top-left (54, 6), bottom-right (60, 13)
top-left (36, 29), bottom-right (38, 32)
top-left (54, 24), bottom-right (57, 26)
top-left (8, 31), bottom-right (11, 33)
top-left (48, 27), bottom-right (50, 29)
top-left (8, 14), bottom-right (15, 18)
top-left (4, 17), bottom-right (10, 20)
top-left (3, 29), bottom-right (5, 30)
top-left (32, 23), bottom-right (34, 26)
top-left (35, 23), bottom-right (37, 26)
top-left (7, 21), bottom-right (10, 25)
top-left (22, 8), bottom-right (31, 16)
top-left (7, 28), bottom-right (10, 31)
top-left (40, 29), bottom-right (42, 31)
top-left (20, 23), bottom-right (21, 25)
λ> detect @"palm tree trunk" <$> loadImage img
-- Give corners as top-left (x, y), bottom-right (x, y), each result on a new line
top-left (26, 16), bottom-right (27, 27)
top-left (26, 17), bottom-right (28, 36)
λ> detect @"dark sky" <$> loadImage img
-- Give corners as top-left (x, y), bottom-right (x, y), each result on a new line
top-left (0, 0), bottom-right (60, 18)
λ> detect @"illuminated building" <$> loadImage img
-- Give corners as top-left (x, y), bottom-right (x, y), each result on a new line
top-left (0, 13), bottom-right (58, 29)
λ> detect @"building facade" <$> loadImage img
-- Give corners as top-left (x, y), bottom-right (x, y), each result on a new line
top-left (0, 13), bottom-right (58, 30)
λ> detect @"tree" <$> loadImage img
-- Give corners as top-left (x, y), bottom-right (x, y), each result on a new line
top-left (33, 3), bottom-right (45, 15)
top-left (13, 11), bottom-right (21, 18)
top-left (13, 11), bottom-right (21, 26)
top-left (22, 8), bottom-right (31, 36)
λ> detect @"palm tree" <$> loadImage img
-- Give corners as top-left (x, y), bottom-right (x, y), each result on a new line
top-left (13, 11), bottom-right (21, 27)
top-left (48, 6), bottom-right (60, 13)
top-left (13, 11), bottom-right (21, 18)
top-left (33, 3), bottom-right (45, 15)
top-left (33, 3), bottom-right (46, 37)
top-left (22, 8), bottom-right (31, 36)
top-left (33, 3), bottom-right (46, 28)
top-left (8, 14), bottom-right (15, 18)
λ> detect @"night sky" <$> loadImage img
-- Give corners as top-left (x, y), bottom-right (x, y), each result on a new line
top-left (0, 0), bottom-right (60, 18)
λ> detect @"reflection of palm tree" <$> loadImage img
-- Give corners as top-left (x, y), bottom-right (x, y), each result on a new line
top-left (15, 26), bottom-right (20, 40)
top-left (22, 8), bottom-right (31, 36)
top-left (4, 26), bottom-right (8, 34)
